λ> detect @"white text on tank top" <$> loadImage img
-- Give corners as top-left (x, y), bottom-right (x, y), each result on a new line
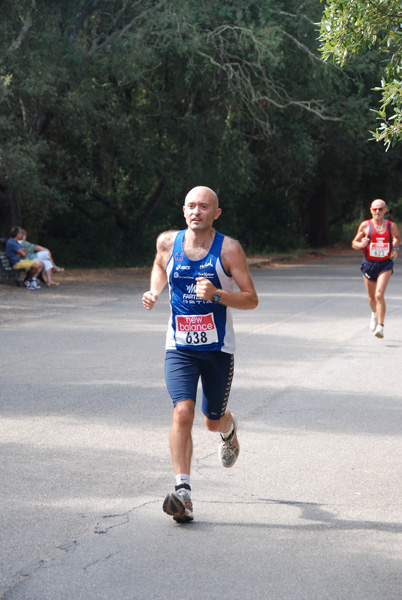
top-left (368, 221), bottom-right (391, 259)
top-left (165, 230), bottom-right (235, 353)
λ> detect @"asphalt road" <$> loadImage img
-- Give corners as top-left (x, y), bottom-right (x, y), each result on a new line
top-left (1, 250), bottom-right (402, 600)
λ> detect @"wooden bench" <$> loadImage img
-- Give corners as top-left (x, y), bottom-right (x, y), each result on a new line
top-left (0, 238), bottom-right (28, 286)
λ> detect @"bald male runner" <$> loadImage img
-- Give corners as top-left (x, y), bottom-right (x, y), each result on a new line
top-left (352, 198), bottom-right (400, 338)
top-left (142, 186), bottom-right (258, 522)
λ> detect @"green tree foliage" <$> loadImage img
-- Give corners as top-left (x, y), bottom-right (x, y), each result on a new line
top-left (319, 0), bottom-right (402, 149)
top-left (1, 0), bottom-right (402, 265)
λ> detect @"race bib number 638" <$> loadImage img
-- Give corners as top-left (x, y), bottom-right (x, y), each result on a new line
top-left (175, 313), bottom-right (218, 346)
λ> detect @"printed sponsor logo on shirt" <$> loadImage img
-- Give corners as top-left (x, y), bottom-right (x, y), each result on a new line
top-left (182, 282), bottom-right (207, 303)
top-left (176, 314), bottom-right (215, 332)
top-left (174, 252), bottom-right (183, 261)
top-left (200, 259), bottom-right (213, 269)
top-left (176, 264), bottom-right (190, 270)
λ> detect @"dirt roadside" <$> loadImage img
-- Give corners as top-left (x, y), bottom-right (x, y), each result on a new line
top-left (0, 244), bottom-right (351, 324)
top-left (18, 243), bottom-right (352, 283)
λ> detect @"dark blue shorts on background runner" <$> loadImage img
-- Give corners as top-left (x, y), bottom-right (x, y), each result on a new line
top-left (165, 349), bottom-right (234, 420)
top-left (360, 258), bottom-right (393, 282)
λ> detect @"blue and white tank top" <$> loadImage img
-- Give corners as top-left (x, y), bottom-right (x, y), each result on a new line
top-left (165, 230), bottom-right (235, 354)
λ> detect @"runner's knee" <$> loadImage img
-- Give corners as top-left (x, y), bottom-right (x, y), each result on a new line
top-left (173, 401), bottom-right (194, 429)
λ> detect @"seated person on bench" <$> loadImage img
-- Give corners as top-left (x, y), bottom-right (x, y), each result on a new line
top-left (6, 226), bottom-right (44, 290)
top-left (19, 229), bottom-right (63, 287)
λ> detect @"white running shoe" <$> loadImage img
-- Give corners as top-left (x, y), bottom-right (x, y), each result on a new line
top-left (370, 312), bottom-right (377, 331)
top-left (163, 488), bottom-right (194, 523)
top-left (218, 415), bottom-right (240, 468)
top-left (374, 324), bottom-right (384, 338)
top-left (30, 279), bottom-right (41, 289)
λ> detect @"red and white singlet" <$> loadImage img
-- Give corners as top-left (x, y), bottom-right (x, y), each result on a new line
top-left (363, 220), bottom-right (392, 261)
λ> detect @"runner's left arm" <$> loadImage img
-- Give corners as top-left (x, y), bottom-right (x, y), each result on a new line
top-left (391, 222), bottom-right (401, 259)
top-left (195, 238), bottom-right (258, 310)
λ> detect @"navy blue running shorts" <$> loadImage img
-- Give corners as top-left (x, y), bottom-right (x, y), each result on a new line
top-left (360, 258), bottom-right (393, 282)
top-left (165, 348), bottom-right (234, 420)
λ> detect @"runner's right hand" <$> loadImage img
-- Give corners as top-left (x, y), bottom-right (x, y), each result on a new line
top-left (142, 291), bottom-right (159, 310)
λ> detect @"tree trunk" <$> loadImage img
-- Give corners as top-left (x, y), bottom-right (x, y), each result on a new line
top-left (308, 180), bottom-right (329, 247)
top-left (0, 188), bottom-right (20, 238)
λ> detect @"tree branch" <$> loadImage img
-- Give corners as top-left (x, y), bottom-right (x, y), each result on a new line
top-left (7, 1), bottom-right (36, 53)
top-left (90, 1), bottom-right (165, 54)
top-left (137, 176), bottom-right (166, 225)
top-left (0, 0), bottom-right (36, 66)
top-left (281, 30), bottom-right (322, 64)
top-left (69, 0), bottom-right (102, 42)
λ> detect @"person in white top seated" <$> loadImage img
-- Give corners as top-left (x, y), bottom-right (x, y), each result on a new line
top-left (19, 228), bottom-right (64, 287)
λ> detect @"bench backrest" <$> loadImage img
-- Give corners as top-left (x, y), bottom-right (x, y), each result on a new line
top-left (0, 238), bottom-right (28, 284)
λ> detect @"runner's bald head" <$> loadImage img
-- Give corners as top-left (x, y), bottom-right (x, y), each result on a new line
top-left (185, 186), bottom-right (219, 209)
top-left (371, 199), bottom-right (387, 210)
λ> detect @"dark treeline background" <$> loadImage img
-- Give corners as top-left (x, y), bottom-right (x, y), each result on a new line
top-left (1, 0), bottom-right (402, 267)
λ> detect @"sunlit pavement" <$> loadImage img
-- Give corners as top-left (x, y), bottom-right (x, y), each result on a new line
top-left (1, 251), bottom-right (402, 600)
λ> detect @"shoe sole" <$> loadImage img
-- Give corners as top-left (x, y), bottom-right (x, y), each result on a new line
top-left (163, 493), bottom-right (193, 523)
top-left (375, 332), bottom-right (384, 338)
